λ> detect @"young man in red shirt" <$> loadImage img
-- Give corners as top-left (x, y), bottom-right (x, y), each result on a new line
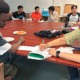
top-left (31, 6), bottom-right (42, 21)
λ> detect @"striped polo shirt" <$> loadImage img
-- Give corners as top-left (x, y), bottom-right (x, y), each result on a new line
top-left (64, 28), bottom-right (80, 45)
top-left (0, 35), bottom-right (11, 55)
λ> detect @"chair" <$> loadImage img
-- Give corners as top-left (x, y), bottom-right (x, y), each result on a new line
top-left (64, 4), bottom-right (73, 16)
top-left (54, 6), bottom-right (61, 22)
top-left (0, 63), bottom-right (4, 80)
top-left (54, 6), bottom-right (61, 15)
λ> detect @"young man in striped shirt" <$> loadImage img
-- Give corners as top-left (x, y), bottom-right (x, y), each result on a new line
top-left (0, 1), bottom-right (25, 79)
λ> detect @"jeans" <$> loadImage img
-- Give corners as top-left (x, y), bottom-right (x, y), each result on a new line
top-left (67, 66), bottom-right (80, 80)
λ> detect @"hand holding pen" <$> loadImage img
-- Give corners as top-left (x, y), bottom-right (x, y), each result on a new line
top-left (39, 38), bottom-right (49, 51)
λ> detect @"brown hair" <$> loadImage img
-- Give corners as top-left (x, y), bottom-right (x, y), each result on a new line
top-left (71, 5), bottom-right (77, 9)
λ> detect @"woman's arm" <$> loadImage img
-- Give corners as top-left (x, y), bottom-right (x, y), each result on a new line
top-left (39, 37), bottom-right (67, 50)
top-left (49, 48), bottom-right (80, 63)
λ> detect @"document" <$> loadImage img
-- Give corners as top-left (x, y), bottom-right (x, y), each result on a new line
top-left (57, 47), bottom-right (74, 53)
top-left (71, 26), bottom-right (78, 30)
top-left (38, 20), bottom-right (45, 22)
top-left (28, 46), bottom-right (52, 60)
top-left (18, 46), bottom-right (34, 51)
top-left (18, 46), bottom-right (74, 60)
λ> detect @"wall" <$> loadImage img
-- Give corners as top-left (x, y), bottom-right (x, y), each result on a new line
top-left (5, 0), bottom-right (80, 16)
top-left (54, 0), bottom-right (80, 16)
top-left (5, 0), bottom-right (53, 13)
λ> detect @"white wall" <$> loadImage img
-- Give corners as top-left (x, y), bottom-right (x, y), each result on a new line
top-left (5, 0), bottom-right (53, 13)
top-left (54, 0), bottom-right (80, 16)
top-left (5, 0), bottom-right (80, 16)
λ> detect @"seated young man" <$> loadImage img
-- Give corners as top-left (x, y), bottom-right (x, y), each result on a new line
top-left (66, 5), bottom-right (80, 23)
top-left (31, 6), bottom-right (42, 21)
top-left (12, 5), bottom-right (26, 19)
top-left (0, 1), bottom-right (25, 80)
top-left (39, 25), bottom-right (80, 80)
top-left (48, 6), bottom-right (59, 22)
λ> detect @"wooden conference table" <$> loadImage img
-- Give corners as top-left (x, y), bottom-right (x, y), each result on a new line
top-left (0, 20), bottom-right (80, 68)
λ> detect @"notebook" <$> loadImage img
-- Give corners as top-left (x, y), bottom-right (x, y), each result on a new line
top-left (28, 46), bottom-right (52, 60)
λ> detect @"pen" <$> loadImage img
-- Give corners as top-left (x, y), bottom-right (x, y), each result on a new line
top-left (42, 38), bottom-right (44, 44)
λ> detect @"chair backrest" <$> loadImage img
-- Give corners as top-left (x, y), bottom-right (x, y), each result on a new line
top-left (0, 63), bottom-right (4, 80)
top-left (42, 8), bottom-right (49, 17)
top-left (64, 4), bottom-right (73, 15)
top-left (54, 6), bottom-right (61, 15)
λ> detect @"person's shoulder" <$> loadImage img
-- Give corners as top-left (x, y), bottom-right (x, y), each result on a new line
top-left (22, 11), bottom-right (26, 14)
top-left (77, 12), bottom-right (80, 15)
top-left (38, 12), bottom-right (41, 15)
top-left (13, 11), bottom-right (18, 14)
top-left (32, 12), bottom-right (35, 14)
top-left (55, 11), bottom-right (58, 13)
top-left (55, 11), bottom-right (58, 15)
top-left (67, 13), bottom-right (72, 16)
top-left (53, 11), bottom-right (58, 16)
top-left (77, 12), bottom-right (80, 14)
top-left (31, 12), bottom-right (35, 15)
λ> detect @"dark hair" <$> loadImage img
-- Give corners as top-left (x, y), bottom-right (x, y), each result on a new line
top-left (48, 6), bottom-right (55, 11)
top-left (17, 5), bottom-right (23, 9)
top-left (35, 6), bottom-right (39, 10)
top-left (71, 5), bottom-right (77, 9)
top-left (0, 1), bottom-right (10, 14)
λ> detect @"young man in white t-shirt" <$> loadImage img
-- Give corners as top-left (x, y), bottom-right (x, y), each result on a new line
top-left (66, 5), bottom-right (80, 23)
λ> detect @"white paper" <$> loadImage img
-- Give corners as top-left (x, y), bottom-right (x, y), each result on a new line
top-left (28, 46), bottom-right (52, 60)
top-left (18, 46), bottom-right (34, 51)
top-left (3, 37), bottom-right (14, 42)
top-left (26, 18), bottom-right (32, 20)
top-left (71, 26), bottom-right (78, 30)
top-left (57, 47), bottom-right (74, 54)
top-left (38, 20), bottom-right (45, 22)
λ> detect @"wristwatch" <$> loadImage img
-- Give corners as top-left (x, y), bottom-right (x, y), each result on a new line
top-left (56, 51), bottom-right (61, 58)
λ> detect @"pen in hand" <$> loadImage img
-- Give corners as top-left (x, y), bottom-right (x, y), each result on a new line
top-left (42, 38), bottom-right (44, 44)
top-left (40, 38), bottom-right (45, 51)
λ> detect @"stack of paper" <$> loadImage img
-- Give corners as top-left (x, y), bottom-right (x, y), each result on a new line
top-left (57, 47), bottom-right (74, 53)
top-left (71, 26), bottom-right (78, 30)
top-left (18, 46), bottom-right (74, 60)
top-left (38, 20), bottom-right (45, 22)
top-left (28, 46), bottom-right (52, 60)
top-left (18, 46), bottom-right (34, 51)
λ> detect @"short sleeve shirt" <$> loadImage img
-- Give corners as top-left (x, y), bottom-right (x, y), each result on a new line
top-left (31, 12), bottom-right (42, 21)
top-left (48, 11), bottom-right (59, 22)
top-left (0, 36), bottom-right (11, 55)
top-left (64, 28), bottom-right (80, 45)
top-left (69, 14), bottom-right (78, 22)
top-left (13, 11), bottom-right (26, 19)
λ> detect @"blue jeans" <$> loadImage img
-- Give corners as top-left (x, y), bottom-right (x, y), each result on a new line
top-left (67, 66), bottom-right (80, 80)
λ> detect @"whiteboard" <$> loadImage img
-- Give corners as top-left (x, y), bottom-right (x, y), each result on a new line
top-left (5, 0), bottom-right (53, 12)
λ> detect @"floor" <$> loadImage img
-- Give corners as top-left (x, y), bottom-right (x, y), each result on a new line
top-left (12, 54), bottom-right (70, 80)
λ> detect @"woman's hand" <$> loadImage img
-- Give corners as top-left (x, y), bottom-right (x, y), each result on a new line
top-left (39, 43), bottom-right (49, 51)
top-left (48, 48), bottom-right (56, 57)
